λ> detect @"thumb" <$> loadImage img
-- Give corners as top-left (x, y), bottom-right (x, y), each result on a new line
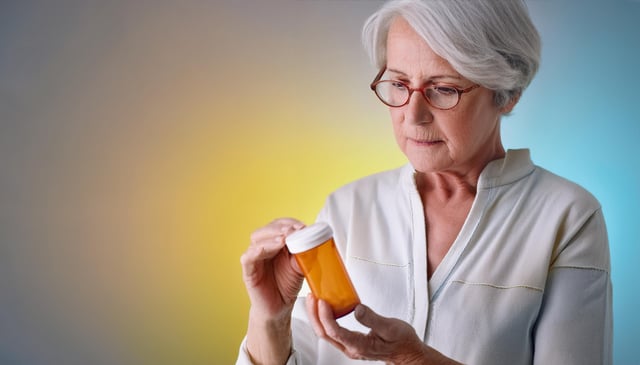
top-left (354, 304), bottom-right (391, 330)
top-left (356, 304), bottom-right (412, 341)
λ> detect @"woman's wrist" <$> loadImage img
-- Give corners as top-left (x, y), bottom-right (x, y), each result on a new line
top-left (246, 309), bottom-right (293, 365)
top-left (422, 345), bottom-right (464, 365)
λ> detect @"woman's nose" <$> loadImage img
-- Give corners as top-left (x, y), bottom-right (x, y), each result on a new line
top-left (404, 91), bottom-right (433, 125)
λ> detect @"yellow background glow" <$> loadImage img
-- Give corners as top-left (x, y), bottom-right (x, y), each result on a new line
top-left (1, 2), bottom-right (404, 364)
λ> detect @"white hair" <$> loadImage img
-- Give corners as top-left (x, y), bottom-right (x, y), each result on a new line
top-left (363, 0), bottom-right (541, 108)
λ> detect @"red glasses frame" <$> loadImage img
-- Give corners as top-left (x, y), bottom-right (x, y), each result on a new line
top-left (369, 67), bottom-right (480, 110)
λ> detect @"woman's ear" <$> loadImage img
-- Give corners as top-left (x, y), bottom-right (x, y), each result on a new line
top-left (500, 93), bottom-right (521, 114)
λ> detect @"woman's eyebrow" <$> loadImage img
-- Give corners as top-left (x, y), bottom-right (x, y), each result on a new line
top-left (386, 67), bottom-right (405, 74)
top-left (386, 68), bottom-right (408, 77)
top-left (386, 67), bottom-right (462, 81)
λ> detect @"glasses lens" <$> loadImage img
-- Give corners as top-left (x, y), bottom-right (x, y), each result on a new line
top-left (425, 86), bottom-right (459, 109)
top-left (375, 81), bottom-right (408, 107)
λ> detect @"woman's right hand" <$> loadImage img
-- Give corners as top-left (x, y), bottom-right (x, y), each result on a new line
top-left (240, 218), bottom-right (306, 321)
top-left (240, 218), bottom-right (306, 364)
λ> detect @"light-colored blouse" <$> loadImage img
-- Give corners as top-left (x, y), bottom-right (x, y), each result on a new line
top-left (237, 149), bottom-right (612, 364)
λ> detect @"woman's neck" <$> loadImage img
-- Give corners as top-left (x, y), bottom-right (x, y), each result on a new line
top-left (415, 146), bottom-right (506, 201)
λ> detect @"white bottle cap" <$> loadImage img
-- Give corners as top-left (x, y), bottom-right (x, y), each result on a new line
top-left (285, 222), bottom-right (333, 254)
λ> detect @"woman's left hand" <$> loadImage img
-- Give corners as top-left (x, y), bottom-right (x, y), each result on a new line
top-left (305, 295), bottom-right (460, 364)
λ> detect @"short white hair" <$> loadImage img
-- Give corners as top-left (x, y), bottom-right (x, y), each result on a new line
top-left (363, 0), bottom-right (541, 108)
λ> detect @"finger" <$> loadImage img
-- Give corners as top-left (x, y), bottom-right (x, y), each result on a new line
top-left (279, 220), bottom-right (305, 236)
top-left (318, 299), bottom-right (343, 339)
top-left (271, 217), bottom-right (305, 228)
top-left (240, 244), bottom-right (286, 285)
top-left (305, 294), bottom-right (326, 338)
top-left (306, 295), bottom-right (347, 353)
top-left (243, 238), bottom-right (287, 264)
top-left (318, 299), bottom-right (369, 360)
top-left (250, 218), bottom-right (305, 244)
top-left (250, 227), bottom-right (285, 246)
top-left (248, 229), bottom-right (290, 257)
top-left (354, 304), bottom-right (388, 332)
top-left (240, 245), bottom-right (265, 284)
top-left (355, 304), bottom-right (407, 341)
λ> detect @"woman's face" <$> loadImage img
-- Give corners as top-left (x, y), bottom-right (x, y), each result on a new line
top-left (385, 18), bottom-right (513, 176)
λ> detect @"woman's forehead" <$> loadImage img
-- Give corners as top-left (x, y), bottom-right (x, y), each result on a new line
top-left (385, 17), bottom-right (456, 75)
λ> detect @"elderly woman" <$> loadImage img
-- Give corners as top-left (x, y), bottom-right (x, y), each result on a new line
top-left (237, 0), bottom-right (612, 364)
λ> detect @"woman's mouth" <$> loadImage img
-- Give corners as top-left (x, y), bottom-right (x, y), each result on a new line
top-left (409, 138), bottom-right (442, 146)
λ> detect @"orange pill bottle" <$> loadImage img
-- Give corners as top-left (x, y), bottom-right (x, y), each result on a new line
top-left (285, 222), bottom-right (360, 318)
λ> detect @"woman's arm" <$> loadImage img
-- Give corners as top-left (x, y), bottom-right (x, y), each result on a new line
top-left (533, 208), bottom-right (613, 365)
top-left (238, 218), bottom-right (306, 365)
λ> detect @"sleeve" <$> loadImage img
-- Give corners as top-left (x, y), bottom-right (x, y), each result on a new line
top-left (533, 208), bottom-right (613, 365)
top-left (235, 337), bottom-right (298, 365)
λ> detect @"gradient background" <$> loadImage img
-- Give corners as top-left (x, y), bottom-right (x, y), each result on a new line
top-left (1, 1), bottom-right (638, 364)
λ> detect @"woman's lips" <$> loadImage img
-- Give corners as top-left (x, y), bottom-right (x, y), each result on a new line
top-left (409, 137), bottom-right (442, 146)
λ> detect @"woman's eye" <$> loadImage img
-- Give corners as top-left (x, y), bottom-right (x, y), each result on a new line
top-left (433, 86), bottom-right (458, 95)
top-left (390, 81), bottom-right (408, 90)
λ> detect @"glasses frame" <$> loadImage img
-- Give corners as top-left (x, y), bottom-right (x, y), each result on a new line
top-left (369, 67), bottom-right (480, 110)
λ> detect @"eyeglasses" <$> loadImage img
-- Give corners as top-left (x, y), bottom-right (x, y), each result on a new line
top-left (370, 67), bottom-right (480, 110)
